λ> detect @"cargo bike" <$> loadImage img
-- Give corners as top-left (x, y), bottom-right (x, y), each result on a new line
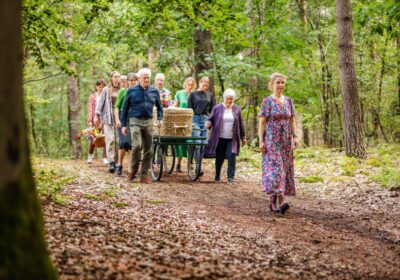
top-left (150, 108), bottom-right (207, 182)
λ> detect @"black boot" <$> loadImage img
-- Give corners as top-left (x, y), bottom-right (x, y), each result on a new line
top-left (109, 162), bottom-right (116, 173)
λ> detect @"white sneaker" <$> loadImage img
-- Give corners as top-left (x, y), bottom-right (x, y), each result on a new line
top-left (87, 154), bottom-right (94, 164)
top-left (102, 158), bottom-right (109, 165)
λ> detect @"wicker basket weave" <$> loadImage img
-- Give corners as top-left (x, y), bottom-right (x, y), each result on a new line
top-left (154, 108), bottom-right (194, 136)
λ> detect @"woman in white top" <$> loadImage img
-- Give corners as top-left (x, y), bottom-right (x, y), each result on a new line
top-left (205, 89), bottom-right (246, 184)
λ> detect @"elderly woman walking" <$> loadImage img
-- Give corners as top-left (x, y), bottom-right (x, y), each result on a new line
top-left (173, 77), bottom-right (196, 172)
top-left (259, 73), bottom-right (298, 214)
top-left (205, 89), bottom-right (246, 184)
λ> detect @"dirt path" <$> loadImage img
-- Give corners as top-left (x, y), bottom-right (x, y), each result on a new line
top-left (40, 157), bottom-right (400, 279)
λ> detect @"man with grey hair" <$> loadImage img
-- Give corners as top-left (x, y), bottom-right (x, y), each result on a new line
top-left (121, 68), bottom-right (163, 184)
top-left (154, 73), bottom-right (172, 108)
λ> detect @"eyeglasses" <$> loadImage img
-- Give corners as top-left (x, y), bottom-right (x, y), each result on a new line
top-left (128, 80), bottom-right (137, 82)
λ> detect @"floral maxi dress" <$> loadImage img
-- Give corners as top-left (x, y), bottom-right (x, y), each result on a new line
top-left (259, 96), bottom-right (295, 196)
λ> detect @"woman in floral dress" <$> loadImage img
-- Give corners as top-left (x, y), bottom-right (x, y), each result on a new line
top-left (258, 73), bottom-right (299, 214)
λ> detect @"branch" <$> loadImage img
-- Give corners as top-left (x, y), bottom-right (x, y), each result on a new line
top-left (46, 219), bottom-right (106, 226)
top-left (24, 71), bottom-right (63, 84)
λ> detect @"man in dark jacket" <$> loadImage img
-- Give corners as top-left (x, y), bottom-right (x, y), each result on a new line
top-left (121, 68), bottom-right (163, 184)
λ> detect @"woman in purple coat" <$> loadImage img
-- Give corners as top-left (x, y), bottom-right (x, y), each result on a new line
top-left (205, 89), bottom-right (246, 184)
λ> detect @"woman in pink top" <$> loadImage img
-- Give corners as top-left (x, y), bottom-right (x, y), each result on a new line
top-left (87, 79), bottom-right (107, 164)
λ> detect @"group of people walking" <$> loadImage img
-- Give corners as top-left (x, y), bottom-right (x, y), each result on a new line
top-left (87, 68), bottom-right (298, 214)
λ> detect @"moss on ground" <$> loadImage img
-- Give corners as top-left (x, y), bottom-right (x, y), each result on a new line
top-left (299, 176), bottom-right (324, 183)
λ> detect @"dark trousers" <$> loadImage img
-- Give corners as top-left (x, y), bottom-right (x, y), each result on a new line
top-left (215, 138), bottom-right (236, 180)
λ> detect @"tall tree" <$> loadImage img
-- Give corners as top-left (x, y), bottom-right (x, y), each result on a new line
top-left (194, 27), bottom-right (215, 93)
top-left (397, 37), bottom-right (400, 114)
top-left (335, 0), bottom-right (365, 158)
top-left (0, 0), bottom-right (57, 278)
top-left (66, 28), bottom-right (82, 159)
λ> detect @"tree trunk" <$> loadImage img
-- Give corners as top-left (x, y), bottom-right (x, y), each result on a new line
top-left (317, 34), bottom-right (331, 146)
top-left (376, 41), bottom-right (389, 142)
top-left (303, 126), bottom-right (310, 147)
top-left (194, 28), bottom-right (215, 95)
top-left (0, 1), bottom-right (57, 278)
top-left (66, 29), bottom-right (82, 159)
top-left (397, 37), bottom-right (400, 115)
top-left (298, 0), bottom-right (307, 31)
top-left (29, 103), bottom-right (38, 151)
top-left (335, 0), bottom-right (365, 158)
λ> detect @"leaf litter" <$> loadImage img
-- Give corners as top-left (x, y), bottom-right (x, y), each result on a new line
top-left (37, 148), bottom-right (400, 279)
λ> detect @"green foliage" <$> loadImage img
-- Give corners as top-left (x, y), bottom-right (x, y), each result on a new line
top-left (23, 0), bottom-right (400, 157)
top-left (366, 157), bottom-right (384, 167)
top-left (34, 166), bottom-right (75, 205)
top-left (372, 167), bottom-right (400, 191)
top-left (146, 200), bottom-right (166, 205)
top-left (237, 146), bottom-right (260, 168)
top-left (294, 149), bottom-right (317, 159)
top-left (103, 189), bottom-right (117, 198)
top-left (83, 194), bottom-right (102, 201)
top-left (366, 144), bottom-right (400, 190)
top-left (112, 202), bottom-right (129, 208)
top-left (299, 176), bottom-right (324, 183)
top-left (23, 0), bottom-right (111, 73)
top-left (340, 157), bottom-right (359, 177)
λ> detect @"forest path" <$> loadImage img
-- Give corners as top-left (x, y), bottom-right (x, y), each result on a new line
top-left (39, 156), bottom-right (400, 279)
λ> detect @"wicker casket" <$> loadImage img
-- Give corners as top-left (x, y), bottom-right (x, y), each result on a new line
top-left (153, 107), bottom-right (194, 136)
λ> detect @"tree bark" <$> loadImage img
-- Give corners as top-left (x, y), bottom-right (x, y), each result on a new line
top-left (297, 0), bottom-right (307, 31)
top-left (335, 0), bottom-right (365, 158)
top-left (0, 1), bottom-right (57, 278)
top-left (317, 34), bottom-right (331, 146)
top-left (66, 29), bottom-right (82, 159)
top-left (29, 103), bottom-right (38, 151)
top-left (194, 28), bottom-right (215, 95)
top-left (376, 41), bottom-right (389, 142)
top-left (397, 37), bottom-right (400, 115)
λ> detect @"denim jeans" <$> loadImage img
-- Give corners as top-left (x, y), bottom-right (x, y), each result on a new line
top-left (192, 114), bottom-right (208, 144)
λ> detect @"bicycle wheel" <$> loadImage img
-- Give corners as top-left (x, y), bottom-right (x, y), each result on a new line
top-left (162, 144), bottom-right (175, 174)
top-left (151, 144), bottom-right (163, 181)
top-left (187, 146), bottom-right (201, 181)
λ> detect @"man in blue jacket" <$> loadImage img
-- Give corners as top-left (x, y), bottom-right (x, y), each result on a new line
top-left (121, 68), bottom-right (163, 184)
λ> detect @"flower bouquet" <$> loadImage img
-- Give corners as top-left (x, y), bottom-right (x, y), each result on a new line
top-left (79, 127), bottom-right (105, 148)
top-left (161, 90), bottom-right (172, 108)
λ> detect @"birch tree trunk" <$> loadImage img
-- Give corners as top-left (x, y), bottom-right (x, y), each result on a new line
top-left (0, 1), bottom-right (57, 278)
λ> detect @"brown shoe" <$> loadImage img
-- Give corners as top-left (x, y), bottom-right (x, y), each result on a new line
top-left (139, 177), bottom-right (152, 184)
top-left (128, 172), bottom-right (134, 181)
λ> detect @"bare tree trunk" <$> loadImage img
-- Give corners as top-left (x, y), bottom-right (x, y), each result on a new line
top-left (29, 103), bottom-right (38, 151)
top-left (296, 0), bottom-right (307, 31)
top-left (194, 28), bottom-right (215, 95)
top-left (317, 34), bottom-right (331, 146)
top-left (335, 0), bottom-right (365, 158)
top-left (376, 41), bottom-right (389, 142)
top-left (397, 37), bottom-right (400, 115)
top-left (66, 29), bottom-right (82, 159)
top-left (0, 1), bottom-right (57, 278)
top-left (303, 126), bottom-right (310, 147)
